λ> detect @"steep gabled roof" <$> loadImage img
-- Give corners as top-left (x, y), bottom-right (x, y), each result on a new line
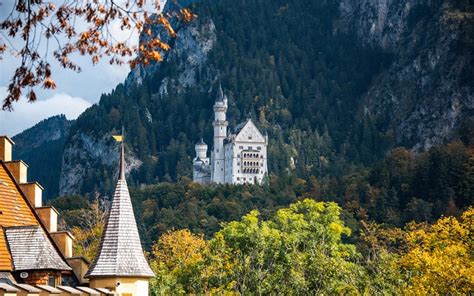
top-left (4, 226), bottom-right (71, 271)
top-left (0, 162), bottom-right (71, 272)
top-left (234, 119), bottom-right (266, 143)
top-left (85, 143), bottom-right (154, 278)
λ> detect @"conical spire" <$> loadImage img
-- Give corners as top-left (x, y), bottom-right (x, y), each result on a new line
top-left (85, 133), bottom-right (154, 279)
top-left (119, 141), bottom-right (125, 180)
top-left (216, 82), bottom-right (224, 102)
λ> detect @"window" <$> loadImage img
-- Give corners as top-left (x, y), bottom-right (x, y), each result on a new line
top-left (221, 168), bottom-right (223, 171)
top-left (257, 147), bottom-right (262, 151)
top-left (239, 146), bottom-right (243, 149)
top-left (216, 149), bottom-right (219, 153)
top-left (248, 136), bottom-right (252, 140)
top-left (238, 170), bottom-right (240, 173)
top-left (249, 146), bottom-right (253, 150)
top-left (237, 177), bottom-right (240, 181)
top-left (48, 276), bottom-right (56, 287)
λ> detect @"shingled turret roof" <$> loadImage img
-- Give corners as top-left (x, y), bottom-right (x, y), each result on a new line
top-left (85, 142), bottom-right (154, 278)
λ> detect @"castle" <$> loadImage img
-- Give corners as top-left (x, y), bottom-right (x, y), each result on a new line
top-left (193, 87), bottom-right (268, 185)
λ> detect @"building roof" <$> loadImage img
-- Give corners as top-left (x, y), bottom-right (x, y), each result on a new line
top-left (58, 285), bottom-right (86, 295)
top-left (13, 283), bottom-right (42, 293)
top-left (234, 118), bottom-right (252, 134)
top-left (85, 143), bottom-right (154, 278)
top-left (4, 226), bottom-right (71, 271)
top-left (196, 138), bottom-right (207, 146)
top-left (75, 286), bottom-right (101, 295)
top-left (94, 287), bottom-right (114, 295)
top-left (0, 162), bottom-right (45, 271)
top-left (216, 83), bottom-right (225, 102)
top-left (37, 284), bottom-right (62, 294)
top-left (0, 283), bottom-right (19, 292)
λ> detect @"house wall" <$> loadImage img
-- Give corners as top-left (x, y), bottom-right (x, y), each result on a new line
top-left (19, 271), bottom-right (61, 286)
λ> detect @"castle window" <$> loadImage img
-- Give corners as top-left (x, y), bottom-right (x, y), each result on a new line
top-left (237, 177), bottom-right (240, 181)
top-left (248, 136), bottom-right (252, 140)
top-left (221, 168), bottom-right (223, 171)
top-left (249, 146), bottom-right (253, 150)
top-left (257, 147), bottom-right (262, 150)
top-left (239, 146), bottom-right (243, 149)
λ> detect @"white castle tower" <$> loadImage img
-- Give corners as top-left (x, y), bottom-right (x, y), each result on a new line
top-left (193, 139), bottom-right (211, 184)
top-left (211, 84), bottom-right (228, 184)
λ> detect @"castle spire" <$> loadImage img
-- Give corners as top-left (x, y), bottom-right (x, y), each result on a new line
top-left (216, 82), bottom-right (225, 102)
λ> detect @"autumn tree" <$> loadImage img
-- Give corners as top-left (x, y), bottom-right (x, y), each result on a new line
top-left (149, 229), bottom-right (207, 295)
top-left (399, 208), bottom-right (474, 295)
top-left (202, 199), bottom-right (368, 294)
top-left (71, 196), bottom-right (107, 261)
top-left (0, 0), bottom-right (195, 110)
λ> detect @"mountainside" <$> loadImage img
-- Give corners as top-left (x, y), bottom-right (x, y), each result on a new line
top-left (12, 115), bottom-right (72, 199)
top-left (338, 0), bottom-right (474, 150)
top-left (14, 0), bottom-right (473, 198)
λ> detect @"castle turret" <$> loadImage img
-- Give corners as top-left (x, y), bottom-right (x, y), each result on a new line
top-left (193, 139), bottom-right (211, 184)
top-left (195, 138), bottom-right (208, 159)
top-left (211, 84), bottom-right (228, 184)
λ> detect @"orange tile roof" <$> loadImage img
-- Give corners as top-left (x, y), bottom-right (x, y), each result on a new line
top-left (0, 162), bottom-right (38, 271)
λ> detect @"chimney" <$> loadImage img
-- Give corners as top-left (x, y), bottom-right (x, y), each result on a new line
top-left (4, 160), bottom-right (28, 184)
top-left (0, 136), bottom-right (14, 162)
top-left (50, 231), bottom-right (75, 258)
top-left (19, 182), bottom-right (43, 208)
top-left (35, 206), bottom-right (58, 233)
top-left (66, 257), bottom-right (90, 284)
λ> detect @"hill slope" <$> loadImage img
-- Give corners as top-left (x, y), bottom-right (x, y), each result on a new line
top-left (12, 115), bottom-right (72, 199)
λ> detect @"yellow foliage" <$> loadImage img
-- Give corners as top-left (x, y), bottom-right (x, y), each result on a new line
top-left (71, 198), bottom-right (105, 261)
top-left (152, 229), bottom-right (207, 269)
top-left (400, 208), bottom-right (474, 295)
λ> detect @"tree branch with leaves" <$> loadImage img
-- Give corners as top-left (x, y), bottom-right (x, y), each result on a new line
top-left (0, 0), bottom-right (195, 110)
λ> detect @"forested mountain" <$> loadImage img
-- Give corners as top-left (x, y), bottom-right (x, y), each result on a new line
top-left (13, 0), bottom-right (473, 200)
top-left (12, 115), bottom-right (72, 198)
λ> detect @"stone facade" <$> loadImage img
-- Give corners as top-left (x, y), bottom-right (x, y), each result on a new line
top-left (193, 88), bottom-right (268, 185)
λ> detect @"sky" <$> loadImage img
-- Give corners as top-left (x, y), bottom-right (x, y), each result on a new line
top-left (0, 0), bottom-right (166, 136)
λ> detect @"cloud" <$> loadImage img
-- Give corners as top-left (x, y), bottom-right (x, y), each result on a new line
top-left (0, 87), bottom-right (92, 136)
